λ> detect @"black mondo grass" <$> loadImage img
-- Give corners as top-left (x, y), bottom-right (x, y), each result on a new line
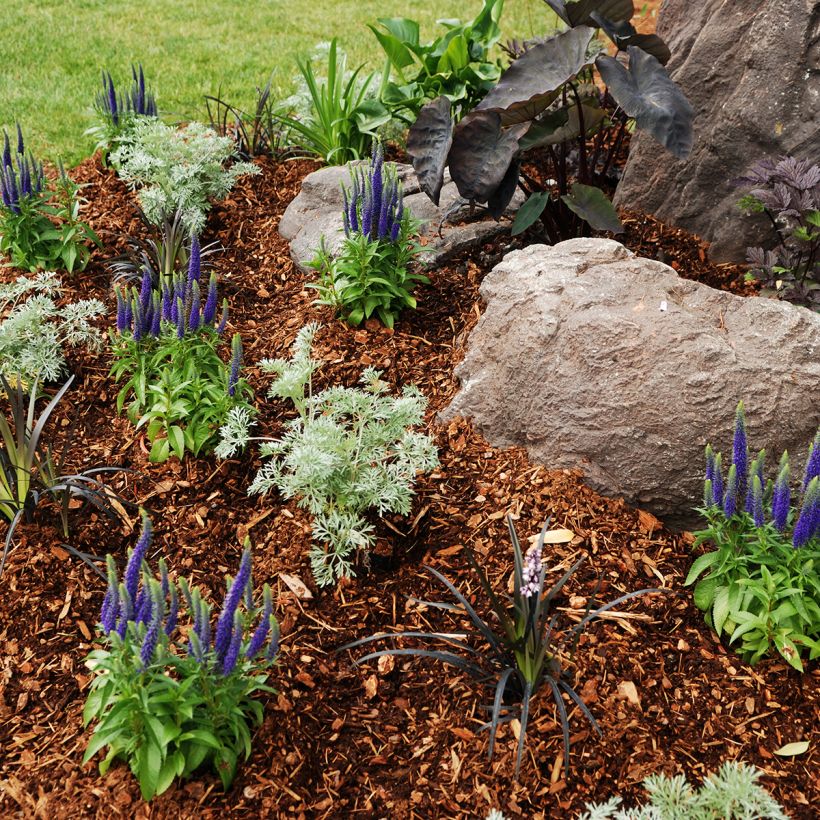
top-left (341, 516), bottom-right (661, 778)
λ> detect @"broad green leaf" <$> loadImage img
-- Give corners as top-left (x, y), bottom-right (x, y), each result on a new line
top-left (561, 183), bottom-right (623, 233)
top-left (511, 192), bottom-right (549, 235)
top-left (684, 551), bottom-right (722, 586)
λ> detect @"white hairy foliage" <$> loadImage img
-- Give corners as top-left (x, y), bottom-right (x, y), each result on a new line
top-left (110, 119), bottom-right (259, 234)
top-left (0, 272), bottom-right (104, 382)
top-left (578, 762), bottom-right (789, 820)
top-left (217, 322), bottom-right (439, 587)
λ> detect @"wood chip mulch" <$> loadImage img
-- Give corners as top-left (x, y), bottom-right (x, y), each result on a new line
top-left (0, 156), bottom-right (816, 819)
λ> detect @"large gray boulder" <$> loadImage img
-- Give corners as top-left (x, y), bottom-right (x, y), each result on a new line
top-left (613, 0), bottom-right (820, 263)
top-left (442, 239), bottom-right (820, 528)
top-left (278, 162), bottom-right (521, 271)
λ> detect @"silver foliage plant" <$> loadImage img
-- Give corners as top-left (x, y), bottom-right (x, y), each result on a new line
top-left (110, 120), bottom-right (259, 234)
top-left (0, 271), bottom-right (104, 383)
top-left (217, 323), bottom-right (439, 587)
top-left (578, 761), bottom-right (788, 820)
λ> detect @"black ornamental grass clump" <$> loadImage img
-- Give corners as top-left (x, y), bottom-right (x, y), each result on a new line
top-left (688, 403), bottom-right (820, 670)
top-left (405, 0), bottom-right (693, 244)
top-left (343, 516), bottom-right (659, 777)
top-left (84, 513), bottom-right (279, 800)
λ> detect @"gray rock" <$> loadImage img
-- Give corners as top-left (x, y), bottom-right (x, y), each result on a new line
top-left (442, 239), bottom-right (820, 528)
top-left (278, 162), bottom-right (521, 271)
top-left (613, 0), bottom-right (820, 263)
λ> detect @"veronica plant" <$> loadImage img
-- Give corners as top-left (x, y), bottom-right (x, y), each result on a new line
top-left (308, 141), bottom-right (426, 328)
top-left (0, 375), bottom-right (130, 574)
top-left (687, 402), bottom-right (820, 670)
top-left (1, 127), bottom-right (101, 272)
top-left (83, 514), bottom-right (280, 800)
top-left (406, 1), bottom-right (693, 243)
top-left (110, 241), bottom-right (252, 462)
top-left (110, 120), bottom-right (259, 235)
top-left (370, 0), bottom-right (505, 124)
top-left (578, 761), bottom-right (788, 820)
top-left (343, 516), bottom-right (658, 777)
top-left (88, 64), bottom-right (158, 156)
top-left (216, 322), bottom-right (438, 586)
top-left (274, 39), bottom-right (391, 165)
top-left (0, 271), bottom-right (105, 384)
top-left (738, 155), bottom-right (820, 310)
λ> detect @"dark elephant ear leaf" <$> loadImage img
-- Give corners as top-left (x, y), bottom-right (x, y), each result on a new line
top-left (511, 191), bottom-right (550, 235)
top-left (407, 96), bottom-right (454, 205)
top-left (561, 183), bottom-right (623, 232)
top-left (596, 47), bottom-right (693, 159)
top-left (476, 26), bottom-right (594, 125)
top-left (566, 0), bottom-right (635, 27)
top-left (487, 158), bottom-right (521, 219)
top-left (448, 111), bottom-right (526, 203)
top-left (591, 12), bottom-right (671, 64)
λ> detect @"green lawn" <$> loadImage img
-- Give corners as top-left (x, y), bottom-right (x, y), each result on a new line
top-left (0, 0), bottom-right (552, 165)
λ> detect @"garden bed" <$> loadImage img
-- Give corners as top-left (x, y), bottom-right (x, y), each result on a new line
top-left (0, 156), bottom-right (816, 819)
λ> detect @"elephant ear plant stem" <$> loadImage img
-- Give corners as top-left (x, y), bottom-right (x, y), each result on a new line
top-left (341, 516), bottom-right (661, 777)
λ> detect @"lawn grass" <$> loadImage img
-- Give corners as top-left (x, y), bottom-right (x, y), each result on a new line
top-left (0, 0), bottom-right (554, 166)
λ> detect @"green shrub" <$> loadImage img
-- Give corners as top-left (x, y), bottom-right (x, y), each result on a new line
top-left (1, 128), bottom-right (101, 273)
top-left (578, 761), bottom-right (788, 819)
top-left (0, 271), bottom-right (104, 384)
top-left (216, 323), bottom-right (438, 586)
top-left (687, 403), bottom-right (820, 670)
top-left (275, 39), bottom-right (390, 165)
top-left (83, 514), bottom-right (279, 800)
top-left (370, 0), bottom-right (505, 123)
top-left (110, 119), bottom-right (259, 234)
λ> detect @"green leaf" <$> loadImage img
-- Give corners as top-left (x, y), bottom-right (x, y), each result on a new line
top-left (684, 551), bottom-right (722, 586)
top-left (693, 575), bottom-right (718, 611)
top-left (148, 437), bottom-right (170, 463)
top-left (711, 585), bottom-right (731, 635)
top-left (561, 183), bottom-right (623, 233)
top-left (511, 192), bottom-right (549, 236)
top-left (168, 425), bottom-right (186, 460)
top-left (137, 740), bottom-right (163, 801)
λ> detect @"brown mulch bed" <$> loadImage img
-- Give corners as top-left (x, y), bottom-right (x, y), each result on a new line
top-left (0, 156), bottom-right (816, 820)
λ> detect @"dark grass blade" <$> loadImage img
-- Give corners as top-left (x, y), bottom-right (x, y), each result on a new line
top-left (424, 565), bottom-right (505, 656)
top-left (0, 508), bottom-right (25, 576)
top-left (547, 676), bottom-right (571, 776)
top-left (514, 680), bottom-right (534, 778)
top-left (559, 679), bottom-right (601, 737)
top-left (355, 648), bottom-right (487, 679)
top-left (488, 666), bottom-right (515, 761)
top-left (339, 630), bottom-right (479, 655)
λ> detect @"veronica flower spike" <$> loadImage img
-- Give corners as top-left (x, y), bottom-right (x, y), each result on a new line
top-left (804, 431), bottom-right (820, 490)
top-left (793, 477), bottom-right (819, 548)
top-left (213, 545), bottom-right (252, 664)
top-left (732, 402), bottom-right (748, 502)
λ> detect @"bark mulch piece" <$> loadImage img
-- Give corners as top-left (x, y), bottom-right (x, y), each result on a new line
top-left (0, 156), bottom-right (816, 820)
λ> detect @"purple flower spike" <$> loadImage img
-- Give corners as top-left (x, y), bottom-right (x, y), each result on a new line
top-left (803, 432), bottom-right (820, 491)
top-left (703, 479), bottom-right (714, 510)
top-left (107, 72), bottom-right (119, 128)
top-left (228, 333), bottom-right (242, 397)
top-left (751, 475), bottom-right (764, 528)
top-left (712, 453), bottom-right (724, 507)
top-left (245, 585), bottom-right (273, 659)
top-left (150, 294), bottom-right (161, 337)
top-left (188, 281), bottom-right (201, 332)
top-left (217, 299), bottom-right (229, 334)
top-left (203, 273), bottom-right (218, 325)
top-left (723, 464), bottom-right (739, 518)
top-left (214, 546), bottom-right (252, 664)
top-left (16, 123), bottom-right (24, 157)
top-left (197, 598), bottom-right (211, 655)
top-left (124, 513), bottom-right (152, 606)
top-left (772, 454), bottom-right (791, 532)
top-left (187, 234), bottom-right (201, 286)
top-left (175, 297), bottom-right (186, 339)
top-left (162, 283), bottom-right (173, 322)
top-left (139, 582), bottom-right (164, 670)
top-left (165, 584), bottom-right (179, 636)
top-left (793, 477), bottom-right (819, 548)
top-left (221, 611), bottom-right (244, 675)
top-left (2, 131), bottom-right (10, 169)
top-left (520, 543), bottom-right (543, 599)
top-left (115, 287), bottom-right (127, 333)
top-left (732, 402), bottom-right (748, 502)
top-left (100, 554), bottom-right (120, 634)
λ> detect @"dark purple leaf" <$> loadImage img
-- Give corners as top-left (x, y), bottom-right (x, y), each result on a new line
top-left (407, 96), bottom-right (453, 205)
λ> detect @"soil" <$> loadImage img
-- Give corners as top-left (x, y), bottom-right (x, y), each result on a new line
top-left (0, 154), bottom-right (815, 820)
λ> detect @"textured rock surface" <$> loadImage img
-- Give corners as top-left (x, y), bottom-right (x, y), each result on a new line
top-left (278, 162), bottom-right (521, 271)
top-left (613, 0), bottom-right (820, 262)
top-left (442, 239), bottom-right (820, 528)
